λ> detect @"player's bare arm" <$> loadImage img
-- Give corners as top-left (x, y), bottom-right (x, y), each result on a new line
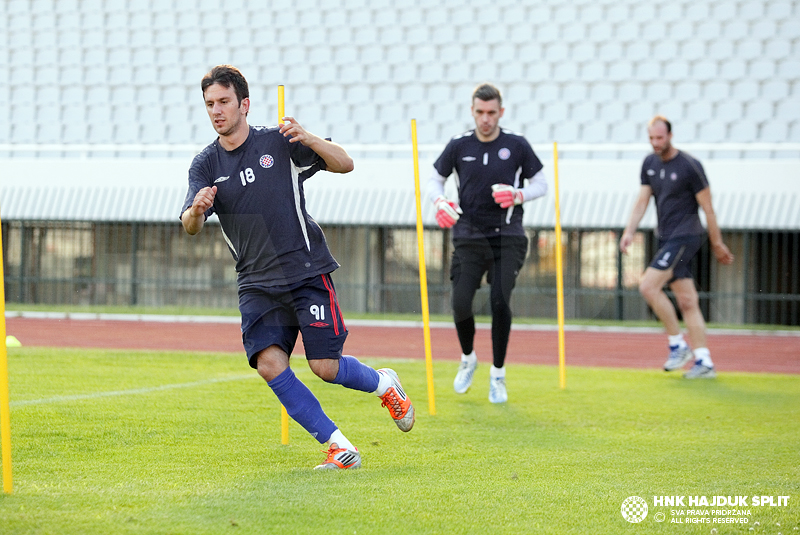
top-left (620, 185), bottom-right (653, 254)
top-left (279, 116), bottom-right (354, 173)
top-left (695, 187), bottom-right (734, 265)
top-left (181, 185), bottom-right (217, 235)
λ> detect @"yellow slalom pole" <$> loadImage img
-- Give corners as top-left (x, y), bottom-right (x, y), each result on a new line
top-left (278, 85), bottom-right (290, 445)
top-left (411, 119), bottom-right (436, 415)
top-left (0, 209), bottom-right (13, 493)
top-left (553, 142), bottom-right (566, 390)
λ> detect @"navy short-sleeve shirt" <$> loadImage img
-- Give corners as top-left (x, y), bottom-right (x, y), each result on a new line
top-left (433, 128), bottom-right (543, 238)
top-left (640, 150), bottom-right (709, 239)
top-left (181, 126), bottom-right (339, 287)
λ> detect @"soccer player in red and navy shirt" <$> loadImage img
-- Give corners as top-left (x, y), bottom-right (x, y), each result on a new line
top-left (181, 65), bottom-right (414, 470)
top-left (428, 83), bottom-right (548, 403)
top-left (620, 116), bottom-right (734, 379)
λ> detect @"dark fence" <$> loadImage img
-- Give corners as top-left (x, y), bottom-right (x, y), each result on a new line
top-left (2, 220), bottom-right (798, 325)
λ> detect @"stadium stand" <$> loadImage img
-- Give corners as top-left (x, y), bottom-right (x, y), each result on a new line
top-left (1, 0), bottom-right (798, 148)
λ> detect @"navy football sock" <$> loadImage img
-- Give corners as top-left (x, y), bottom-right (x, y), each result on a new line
top-left (331, 355), bottom-right (380, 393)
top-left (267, 367), bottom-right (336, 444)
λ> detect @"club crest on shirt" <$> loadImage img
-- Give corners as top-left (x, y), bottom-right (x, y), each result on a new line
top-left (259, 154), bottom-right (274, 168)
top-left (670, 172), bottom-right (678, 181)
top-left (498, 148), bottom-right (511, 160)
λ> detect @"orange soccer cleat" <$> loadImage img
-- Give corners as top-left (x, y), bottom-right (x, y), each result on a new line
top-left (314, 443), bottom-right (361, 470)
top-left (377, 368), bottom-right (415, 432)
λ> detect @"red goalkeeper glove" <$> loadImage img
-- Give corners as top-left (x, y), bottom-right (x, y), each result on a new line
top-left (434, 195), bottom-right (462, 228)
top-left (491, 184), bottom-right (524, 209)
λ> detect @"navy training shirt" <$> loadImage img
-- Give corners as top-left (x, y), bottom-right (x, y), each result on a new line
top-left (640, 150), bottom-right (709, 240)
top-left (433, 128), bottom-right (543, 238)
top-left (181, 125), bottom-right (339, 288)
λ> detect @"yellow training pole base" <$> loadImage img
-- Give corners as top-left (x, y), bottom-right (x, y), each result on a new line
top-left (280, 405), bottom-right (289, 445)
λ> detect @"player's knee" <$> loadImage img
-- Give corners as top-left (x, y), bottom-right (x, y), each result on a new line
top-left (256, 357), bottom-right (283, 382)
top-left (254, 346), bottom-right (290, 382)
top-left (452, 296), bottom-right (473, 318)
top-left (638, 280), bottom-right (658, 301)
top-left (675, 293), bottom-right (699, 313)
top-left (490, 297), bottom-right (511, 319)
top-left (308, 358), bottom-right (339, 382)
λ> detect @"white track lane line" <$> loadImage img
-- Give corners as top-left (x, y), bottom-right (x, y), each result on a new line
top-left (10, 374), bottom-right (256, 408)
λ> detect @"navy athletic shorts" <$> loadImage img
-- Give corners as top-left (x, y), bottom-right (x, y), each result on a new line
top-left (649, 234), bottom-right (704, 281)
top-left (238, 273), bottom-right (348, 368)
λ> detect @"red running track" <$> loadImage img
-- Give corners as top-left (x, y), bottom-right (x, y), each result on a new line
top-left (6, 316), bottom-right (799, 374)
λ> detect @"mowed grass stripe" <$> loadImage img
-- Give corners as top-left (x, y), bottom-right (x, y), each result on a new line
top-left (10, 374), bottom-right (256, 408)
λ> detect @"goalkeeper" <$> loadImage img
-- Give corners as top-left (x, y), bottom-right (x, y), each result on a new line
top-left (428, 83), bottom-right (547, 403)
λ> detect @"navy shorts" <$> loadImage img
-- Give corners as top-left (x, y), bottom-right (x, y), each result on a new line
top-left (238, 273), bottom-right (348, 369)
top-left (649, 235), bottom-right (704, 281)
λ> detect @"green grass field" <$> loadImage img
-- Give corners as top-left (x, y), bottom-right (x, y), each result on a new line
top-left (1, 347), bottom-right (798, 534)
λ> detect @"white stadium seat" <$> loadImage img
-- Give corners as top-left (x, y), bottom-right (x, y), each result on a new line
top-left (715, 100), bottom-right (744, 123)
top-left (684, 3), bottom-right (711, 22)
top-left (599, 102), bottom-right (626, 123)
top-left (750, 20), bottom-right (778, 39)
top-left (776, 100), bottom-right (800, 122)
top-left (761, 79), bottom-right (789, 102)
top-left (581, 122), bottom-right (607, 143)
top-left (667, 21), bottom-right (693, 42)
top-left (749, 59), bottom-right (777, 81)
top-left (552, 122), bottom-right (579, 143)
top-left (628, 102), bottom-right (655, 123)
top-left (674, 82), bottom-right (701, 103)
top-left (609, 120), bottom-right (638, 143)
top-left (662, 60), bottom-right (690, 82)
top-left (777, 19), bottom-right (800, 39)
top-left (712, 2), bottom-right (738, 23)
top-left (686, 101), bottom-right (714, 123)
top-left (703, 81), bottom-right (730, 103)
top-left (708, 41), bottom-right (734, 61)
top-left (732, 80), bottom-right (760, 101)
top-left (729, 120), bottom-right (758, 142)
top-left (698, 120), bottom-right (727, 142)
top-left (588, 82), bottom-right (614, 104)
top-left (764, 39), bottom-right (792, 60)
top-left (745, 100), bottom-right (775, 122)
top-left (760, 120), bottom-right (788, 142)
top-left (580, 61), bottom-right (606, 83)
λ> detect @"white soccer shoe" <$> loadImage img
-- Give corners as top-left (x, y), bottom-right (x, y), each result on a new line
top-left (453, 358), bottom-right (477, 394)
top-left (683, 361), bottom-right (717, 379)
top-left (663, 345), bottom-right (693, 371)
top-left (489, 376), bottom-right (508, 404)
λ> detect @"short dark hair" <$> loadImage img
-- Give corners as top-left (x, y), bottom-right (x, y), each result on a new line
top-left (472, 83), bottom-right (503, 107)
top-left (649, 115), bottom-right (672, 133)
top-left (201, 65), bottom-right (249, 105)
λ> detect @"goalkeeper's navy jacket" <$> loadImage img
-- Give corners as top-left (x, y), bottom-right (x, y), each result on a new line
top-left (181, 125), bottom-right (340, 288)
top-left (433, 128), bottom-right (543, 239)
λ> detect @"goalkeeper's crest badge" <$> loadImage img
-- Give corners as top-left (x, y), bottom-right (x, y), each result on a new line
top-left (498, 148), bottom-right (511, 160)
top-left (259, 154), bottom-right (274, 168)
